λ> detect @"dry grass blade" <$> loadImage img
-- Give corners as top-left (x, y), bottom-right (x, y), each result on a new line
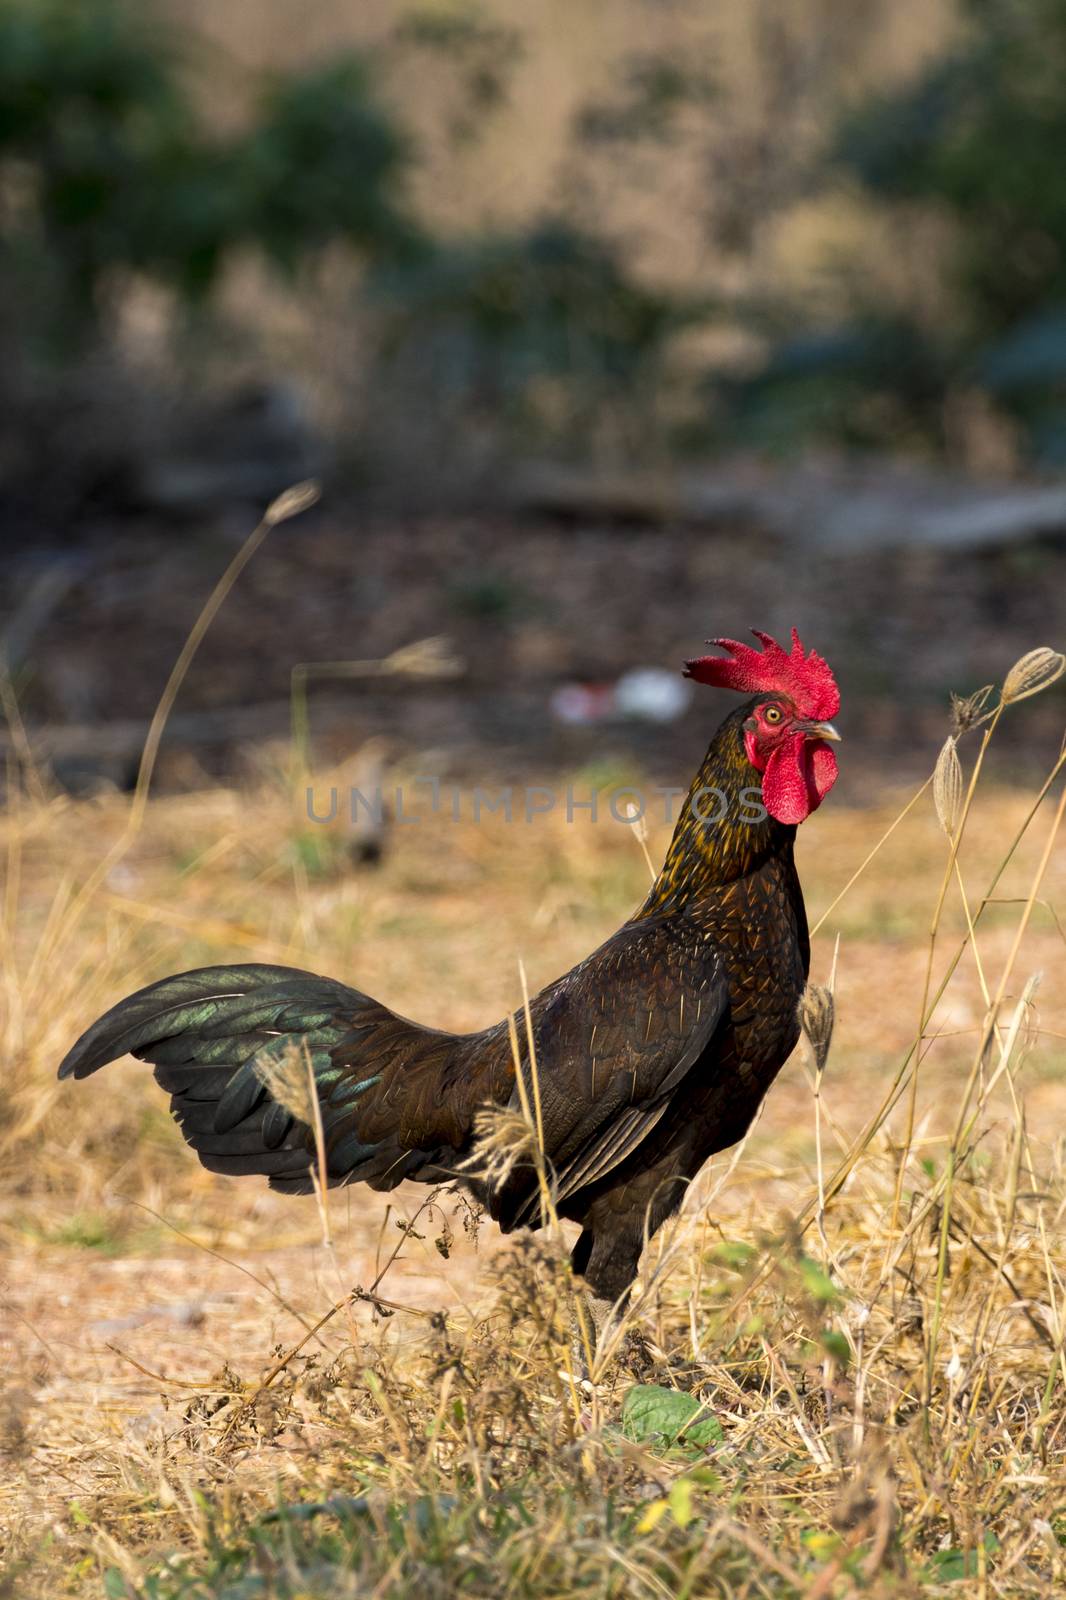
top-left (251, 1040), bottom-right (317, 1129)
top-left (251, 1040), bottom-right (333, 1248)
top-left (51, 498), bottom-right (280, 940)
top-left (623, 800), bottom-right (657, 882)
top-left (810, 777), bottom-right (931, 937)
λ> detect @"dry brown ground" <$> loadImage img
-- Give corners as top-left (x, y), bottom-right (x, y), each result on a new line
top-left (2, 701), bottom-right (1066, 1592)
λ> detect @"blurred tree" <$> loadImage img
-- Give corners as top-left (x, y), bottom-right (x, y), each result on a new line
top-left (840, 0), bottom-right (1066, 334)
top-left (390, 7), bottom-right (524, 149)
top-left (241, 59), bottom-right (419, 273)
top-left (569, 2), bottom-right (883, 271)
top-left (731, 0), bottom-right (1066, 464)
top-left (0, 0), bottom-right (417, 348)
top-left (717, 319), bottom-right (952, 456)
top-left (839, 0), bottom-right (1066, 463)
top-left (366, 222), bottom-right (707, 466)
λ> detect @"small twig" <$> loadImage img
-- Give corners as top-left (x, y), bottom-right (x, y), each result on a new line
top-left (106, 1346), bottom-right (237, 1392)
top-left (215, 1188), bottom-right (443, 1447)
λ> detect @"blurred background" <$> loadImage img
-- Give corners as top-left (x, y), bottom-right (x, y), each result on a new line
top-left (1, 0), bottom-right (1064, 794)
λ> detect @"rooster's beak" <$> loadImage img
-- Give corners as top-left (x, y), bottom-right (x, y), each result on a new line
top-left (800, 721), bottom-right (841, 742)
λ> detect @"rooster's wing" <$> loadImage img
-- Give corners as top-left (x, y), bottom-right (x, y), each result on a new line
top-left (499, 915), bottom-right (728, 1227)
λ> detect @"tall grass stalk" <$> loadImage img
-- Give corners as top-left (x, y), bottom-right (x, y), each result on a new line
top-left (715, 654), bottom-right (1064, 1335)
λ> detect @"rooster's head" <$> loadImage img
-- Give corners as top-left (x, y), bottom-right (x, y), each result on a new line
top-left (683, 628), bottom-right (840, 825)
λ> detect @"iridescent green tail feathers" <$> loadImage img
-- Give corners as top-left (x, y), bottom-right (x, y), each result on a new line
top-left (58, 964), bottom-right (473, 1194)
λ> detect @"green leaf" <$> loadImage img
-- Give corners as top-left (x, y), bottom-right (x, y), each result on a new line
top-left (925, 1530), bottom-right (999, 1582)
top-left (685, 1415), bottom-right (725, 1448)
top-left (798, 1257), bottom-right (841, 1304)
top-left (103, 1570), bottom-right (129, 1600)
top-left (621, 1385), bottom-right (723, 1450)
top-left (685, 1466), bottom-right (721, 1489)
top-left (711, 1239), bottom-right (756, 1268)
top-left (819, 1330), bottom-right (852, 1365)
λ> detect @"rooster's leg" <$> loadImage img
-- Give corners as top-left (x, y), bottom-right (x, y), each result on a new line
top-left (564, 1228), bottom-right (613, 1376)
top-left (568, 1170), bottom-right (693, 1378)
top-left (568, 1293), bottom-right (616, 1383)
top-left (577, 1224), bottom-right (644, 1306)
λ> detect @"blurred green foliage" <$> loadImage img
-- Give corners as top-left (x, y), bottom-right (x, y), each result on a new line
top-left (369, 224), bottom-right (707, 451)
top-left (840, 0), bottom-right (1066, 333)
top-left (0, 0), bottom-right (415, 344)
top-left (8, 0), bottom-right (1066, 489)
top-left (0, 0), bottom-right (692, 482)
top-left (719, 320), bottom-right (951, 456)
top-left (575, 50), bottom-right (718, 146)
top-left (735, 0), bottom-right (1066, 464)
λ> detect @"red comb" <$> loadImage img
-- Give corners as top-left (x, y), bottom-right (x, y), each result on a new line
top-left (684, 628), bottom-right (840, 720)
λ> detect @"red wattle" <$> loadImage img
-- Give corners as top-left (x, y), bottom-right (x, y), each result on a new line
top-left (761, 736), bottom-right (838, 824)
top-left (808, 741), bottom-right (838, 804)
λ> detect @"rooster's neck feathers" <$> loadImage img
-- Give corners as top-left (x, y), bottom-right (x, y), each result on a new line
top-left (643, 702), bottom-right (788, 913)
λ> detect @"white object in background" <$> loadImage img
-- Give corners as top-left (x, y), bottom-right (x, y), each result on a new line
top-left (615, 668), bottom-right (692, 723)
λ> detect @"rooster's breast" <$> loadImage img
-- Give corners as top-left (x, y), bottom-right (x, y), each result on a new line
top-left (671, 849), bottom-right (810, 1160)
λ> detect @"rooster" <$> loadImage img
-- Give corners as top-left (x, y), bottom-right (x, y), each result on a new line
top-left (60, 628), bottom-right (840, 1319)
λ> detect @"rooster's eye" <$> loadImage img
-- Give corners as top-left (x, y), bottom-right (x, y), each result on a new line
top-left (764, 706), bottom-right (783, 725)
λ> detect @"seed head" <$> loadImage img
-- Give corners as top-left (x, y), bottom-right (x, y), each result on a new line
top-left (459, 1104), bottom-right (536, 1190)
top-left (252, 1040), bottom-right (316, 1127)
top-left (1001, 647), bottom-right (1065, 706)
top-left (264, 480), bottom-right (321, 526)
top-left (383, 636), bottom-right (464, 678)
top-left (800, 983), bottom-right (835, 1074)
top-left (933, 735), bottom-right (963, 837)
top-left (950, 684), bottom-right (994, 735)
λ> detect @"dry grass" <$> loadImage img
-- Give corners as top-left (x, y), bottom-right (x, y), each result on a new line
top-left (2, 653), bottom-right (1066, 1596)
